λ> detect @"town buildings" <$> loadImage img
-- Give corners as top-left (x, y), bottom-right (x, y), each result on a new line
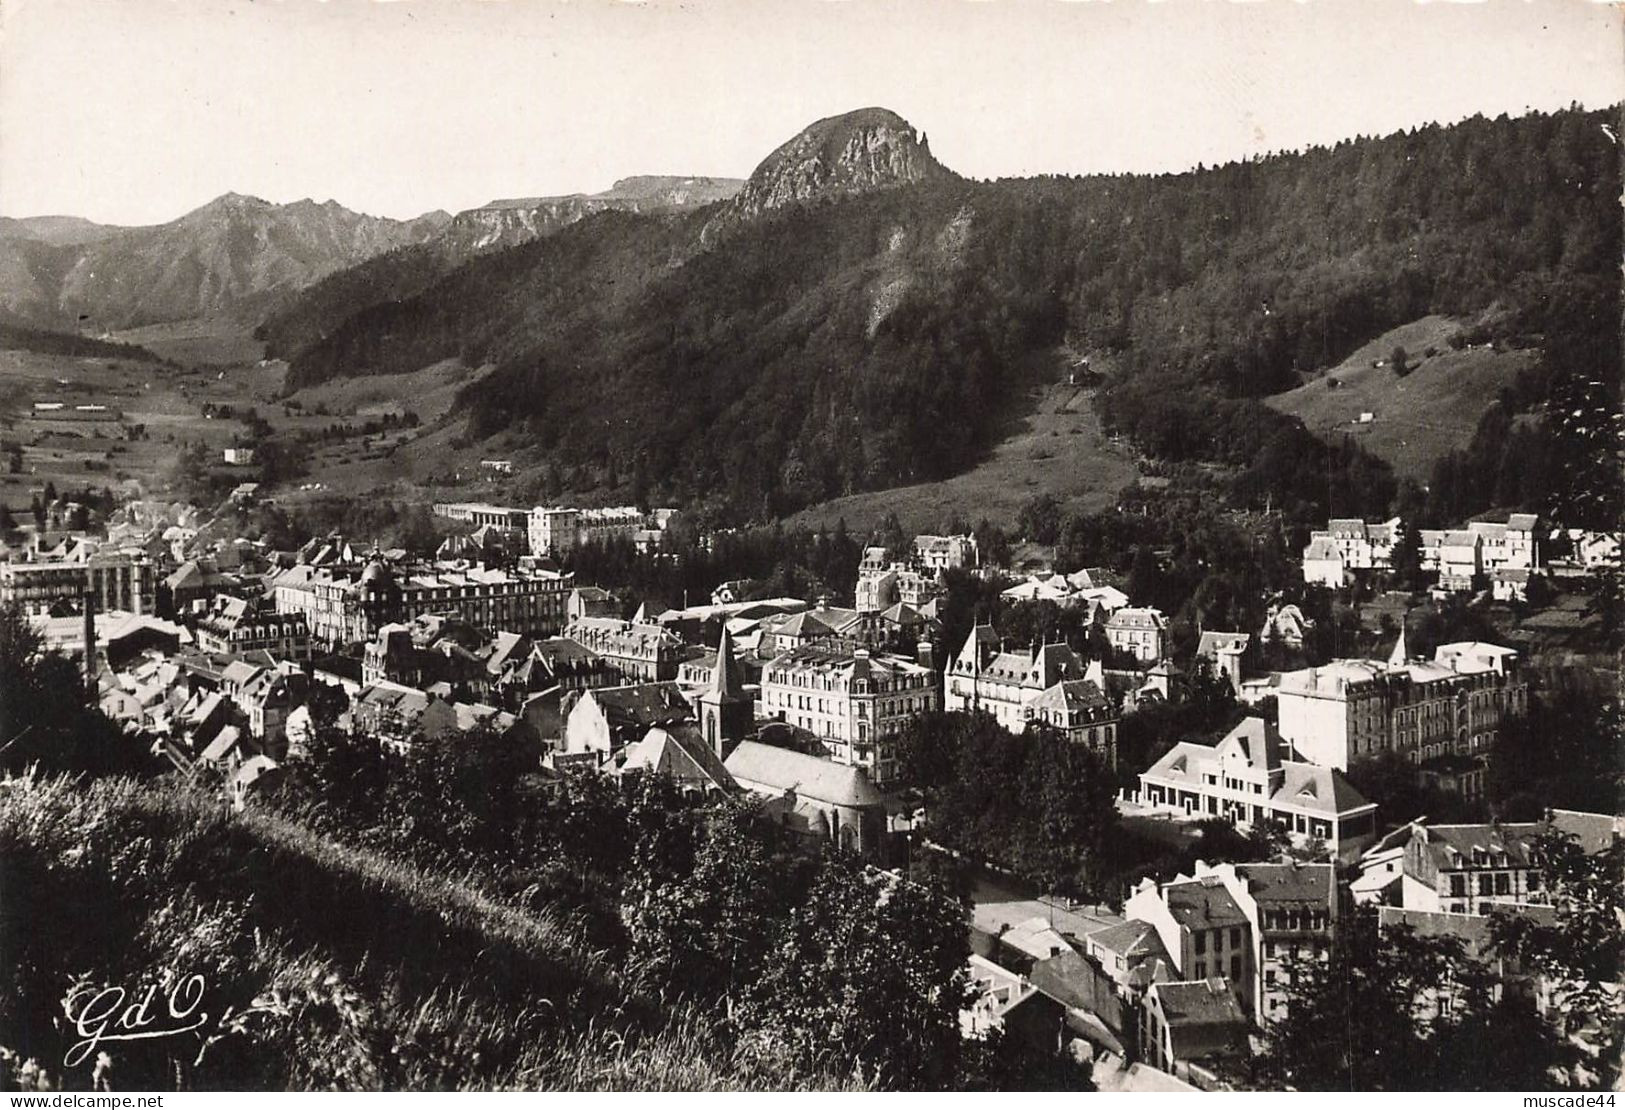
top-left (562, 615), bottom-right (687, 682)
top-left (1419, 529), bottom-right (1483, 594)
top-left (723, 739), bottom-right (889, 856)
top-left (1468, 514), bottom-right (1540, 571)
top-left (1140, 979), bottom-right (1249, 1078)
top-left (1105, 607), bottom-right (1169, 664)
top-left (759, 644), bottom-right (938, 786)
top-left (1302, 513), bottom-right (1540, 594)
top-left (1276, 641), bottom-right (1527, 771)
top-left (1024, 679), bottom-right (1120, 767)
top-left (560, 681), bottom-right (695, 764)
top-left (1195, 631), bottom-right (1250, 695)
top-left (527, 505), bottom-right (674, 557)
top-left (1353, 810), bottom-right (1622, 916)
top-left (1, 544), bottom-right (155, 617)
top-left (854, 546), bottom-right (945, 613)
top-left (272, 557), bottom-right (573, 647)
top-left (912, 533), bottom-right (978, 572)
top-left (1301, 517), bottom-right (1400, 588)
top-left (194, 595), bottom-right (311, 660)
top-left (1001, 570), bottom-right (1130, 615)
top-left (945, 626), bottom-right (1080, 727)
top-left (1136, 717), bottom-right (1378, 859)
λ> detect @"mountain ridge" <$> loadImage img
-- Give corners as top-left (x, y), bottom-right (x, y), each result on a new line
top-left (271, 105), bottom-right (1617, 526)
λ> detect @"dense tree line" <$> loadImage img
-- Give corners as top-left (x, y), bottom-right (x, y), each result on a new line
top-left (273, 106), bottom-right (1616, 524)
top-left (897, 711), bottom-right (1120, 897)
top-left (271, 717), bottom-right (1090, 1090)
top-left (0, 323), bottom-right (171, 365)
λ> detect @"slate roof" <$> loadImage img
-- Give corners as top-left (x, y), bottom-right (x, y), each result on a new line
top-left (1142, 730), bottom-right (1374, 820)
top-left (1165, 879), bottom-right (1249, 931)
top-left (1107, 607), bottom-right (1168, 632)
top-left (587, 682), bottom-right (692, 728)
top-left (1088, 919), bottom-right (1170, 962)
top-left (1028, 678), bottom-right (1113, 718)
top-left (199, 724), bottom-right (243, 764)
top-left (621, 725), bottom-right (737, 792)
top-left (1152, 979), bottom-right (1249, 1036)
top-left (1233, 862), bottom-right (1336, 906)
top-left (724, 740), bottom-right (884, 808)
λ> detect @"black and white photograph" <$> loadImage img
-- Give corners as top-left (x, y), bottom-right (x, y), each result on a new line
top-left (0, 0), bottom-right (1620, 1096)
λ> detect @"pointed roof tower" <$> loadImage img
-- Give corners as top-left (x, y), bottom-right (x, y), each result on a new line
top-left (1387, 619), bottom-right (1409, 668)
top-left (708, 626), bottom-right (744, 699)
top-left (699, 625), bottom-right (752, 755)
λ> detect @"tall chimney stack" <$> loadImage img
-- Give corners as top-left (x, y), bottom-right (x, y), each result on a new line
top-left (82, 589), bottom-right (97, 695)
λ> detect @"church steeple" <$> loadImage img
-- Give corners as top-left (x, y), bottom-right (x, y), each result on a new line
top-left (699, 626), bottom-right (751, 755)
top-left (708, 626), bottom-right (743, 698)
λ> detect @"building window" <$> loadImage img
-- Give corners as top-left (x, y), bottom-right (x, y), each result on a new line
top-left (1194, 933), bottom-right (1205, 955)
top-left (1478, 874), bottom-right (1493, 897)
top-left (1230, 927), bottom-right (1242, 949)
top-left (1194, 961), bottom-right (1206, 979)
top-left (1495, 873), bottom-right (1510, 895)
top-left (1449, 874), bottom-right (1466, 898)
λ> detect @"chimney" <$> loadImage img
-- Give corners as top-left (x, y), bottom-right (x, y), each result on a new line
top-left (82, 589), bottom-right (97, 694)
top-left (916, 638), bottom-right (935, 670)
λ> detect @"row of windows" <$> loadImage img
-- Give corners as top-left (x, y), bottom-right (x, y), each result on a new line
top-left (1446, 870), bottom-right (1528, 897)
top-left (1191, 954), bottom-right (1244, 982)
top-left (1193, 926), bottom-right (1244, 955)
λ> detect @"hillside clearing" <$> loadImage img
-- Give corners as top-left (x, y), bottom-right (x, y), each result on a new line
top-left (789, 376), bottom-right (1141, 534)
top-left (1266, 316), bottom-right (1535, 482)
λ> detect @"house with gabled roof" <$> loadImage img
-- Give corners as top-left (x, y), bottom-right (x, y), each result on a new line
top-left (1141, 978), bottom-right (1249, 1080)
top-left (1195, 631), bottom-right (1250, 695)
top-left (1353, 810), bottom-right (1622, 917)
top-left (561, 680), bottom-right (694, 764)
top-left (1105, 606), bottom-right (1169, 663)
top-left (1136, 717), bottom-right (1378, 860)
top-left (619, 724), bottom-right (737, 795)
top-left (1025, 678), bottom-right (1119, 767)
top-left (1084, 919), bottom-right (1174, 991)
top-left (944, 623), bottom-right (1085, 734)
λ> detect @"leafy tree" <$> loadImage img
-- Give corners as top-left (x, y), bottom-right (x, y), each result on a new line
top-left (1246, 907), bottom-right (1565, 1090)
top-left (1390, 344), bottom-right (1411, 376)
top-left (1017, 494), bottom-right (1062, 546)
top-left (0, 603), bottom-right (137, 778)
top-left (1487, 672), bottom-right (1621, 819)
top-left (1390, 517), bottom-right (1424, 590)
top-left (1491, 832), bottom-right (1625, 1088)
top-left (622, 793), bottom-right (814, 1000)
top-left (899, 711), bottom-right (1120, 897)
top-left (739, 856), bottom-right (971, 1090)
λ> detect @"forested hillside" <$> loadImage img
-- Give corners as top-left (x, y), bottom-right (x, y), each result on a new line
top-left (275, 106), bottom-right (1619, 524)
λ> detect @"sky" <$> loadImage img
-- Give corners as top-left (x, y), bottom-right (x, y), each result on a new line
top-left (1, 0), bottom-right (1620, 225)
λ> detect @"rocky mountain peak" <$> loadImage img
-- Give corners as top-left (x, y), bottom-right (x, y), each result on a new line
top-left (724, 107), bottom-right (951, 223)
